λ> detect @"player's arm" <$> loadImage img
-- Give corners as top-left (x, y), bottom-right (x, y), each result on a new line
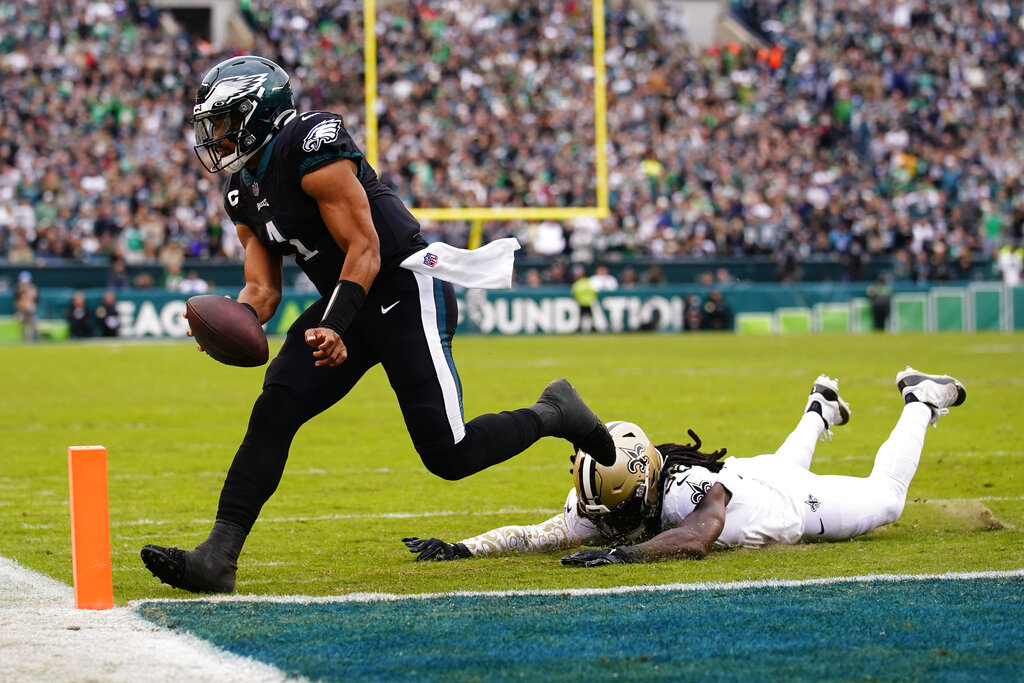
top-left (561, 483), bottom-right (730, 566)
top-left (236, 223), bottom-right (283, 323)
top-left (403, 513), bottom-right (586, 561)
top-left (301, 158), bottom-right (381, 367)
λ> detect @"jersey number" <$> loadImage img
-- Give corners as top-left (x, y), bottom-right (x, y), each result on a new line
top-left (265, 220), bottom-right (319, 261)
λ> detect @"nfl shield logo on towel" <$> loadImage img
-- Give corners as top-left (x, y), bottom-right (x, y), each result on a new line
top-left (423, 253), bottom-right (438, 268)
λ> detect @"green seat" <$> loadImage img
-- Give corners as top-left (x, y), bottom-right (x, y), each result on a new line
top-left (930, 288), bottom-right (966, 332)
top-left (0, 316), bottom-right (21, 343)
top-left (850, 298), bottom-right (875, 333)
top-left (38, 319), bottom-right (70, 341)
top-left (891, 294), bottom-right (927, 332)
top-left (813, 303), bottom-right (851, 333)
top-left (970, 284), bottom-right (1004, 332)
top-left (775, 307), bottom-right (812, 334)
top-left (735, 312), bottom-right (774, 335)
top-left (1012, 286), bottom-right (1024, 331)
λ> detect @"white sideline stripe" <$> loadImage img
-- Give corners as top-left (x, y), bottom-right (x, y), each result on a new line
top-left (0, 555), bottom-right (300, 683)
top-left (134, 569), bottom-right (1024, 607)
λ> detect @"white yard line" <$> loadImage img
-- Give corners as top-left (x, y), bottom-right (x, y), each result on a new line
top-left (134, 568), bottom-right (1024, 606)
top-left (0, 556), bottom-right (298, 683)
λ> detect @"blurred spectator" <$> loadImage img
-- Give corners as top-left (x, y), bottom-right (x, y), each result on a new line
top-left (1, 0), bottom-right (1021, 280)
top-left (619, 266), bottom-right (638, 289)
top-left (522, 268), bottom-right (543, 288)
top-left (66, 291), bottom-right (93, 338)
top-left (996, 241), bottom-right (1024, 287)
top-left (640, 264), bottom-right (668, 286)
top-left (571, 264), bottom-right (597, 333)
top-left (94, 291), bottom-right (122, 338)
top-left (867, 275), bottom-right (893, 332)
top-left (702, 290), bottom-right (733, 331)
top-left (683, 294), bottom-right (704, 331)
top-left (14, 271), bottom-right (38, 342)
top-left (107, 251), bottom-right (129, 290)
top-left (590, 265), bottom-right (619, 292)
top-left (7, 235), bottom-right (36, 265)
top-left (544, 258), bottom-right (572, 285)
top-left (163, 261), bottom-right (185, 292)
top-left (132, 272), bottom-right (156, 289)
top-left (179, 270), bottom-right (210, 295)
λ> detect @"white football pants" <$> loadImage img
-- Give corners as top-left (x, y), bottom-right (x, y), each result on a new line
top-left (769, 403), bottom-right (933, 541)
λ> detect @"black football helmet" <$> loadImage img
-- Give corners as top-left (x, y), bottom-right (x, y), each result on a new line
top-left (191, 55), bottom-right (295, 173)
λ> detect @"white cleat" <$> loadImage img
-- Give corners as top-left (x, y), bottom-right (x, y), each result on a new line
top-left (805, 374), bottom-right (851, 440)
top-left (895, 366), bottom-right (966, 426)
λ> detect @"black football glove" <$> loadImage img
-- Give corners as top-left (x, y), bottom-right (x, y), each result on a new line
top-left (560, 545), bottom-right (643, 567)
top-left (402, 537), bottom-right (472, 562)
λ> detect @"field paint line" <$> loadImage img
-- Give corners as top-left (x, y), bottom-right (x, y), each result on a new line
top-left (133, 569), bottom-right (1024, 608)
top-left (0, 555), bottom-right (302, 683)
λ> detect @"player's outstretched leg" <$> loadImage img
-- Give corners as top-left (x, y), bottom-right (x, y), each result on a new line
top-left (895, 366), bottom-right (966, 426)
top-left (140, 519), bottom-right (247, 594)
top-left (774, 374), bottom-right (850, 468)
top-left (531, 378), bottom-right (615, 465)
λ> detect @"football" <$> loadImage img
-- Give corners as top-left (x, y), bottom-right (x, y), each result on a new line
top-left (184, 295), bottom-right (269, 367)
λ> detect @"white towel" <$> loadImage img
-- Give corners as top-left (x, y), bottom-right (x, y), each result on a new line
top-left (399, 238), bottom-right (521, 290)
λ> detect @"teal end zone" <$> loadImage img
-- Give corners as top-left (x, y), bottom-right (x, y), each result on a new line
top-left (138, 577), bottom-right (1024, 682)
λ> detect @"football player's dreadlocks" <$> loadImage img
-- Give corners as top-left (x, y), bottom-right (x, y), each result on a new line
top-left (656, 429), bottom-right (728, 474)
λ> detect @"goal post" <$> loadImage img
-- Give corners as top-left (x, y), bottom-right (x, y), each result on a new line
top-left (362, 0), bottom-right (610, 230)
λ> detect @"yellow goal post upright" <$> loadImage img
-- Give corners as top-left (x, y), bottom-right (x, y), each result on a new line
top-left (363, 0), bottom-right (610, 248)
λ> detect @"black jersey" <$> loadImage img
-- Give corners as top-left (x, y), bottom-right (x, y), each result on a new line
top-left (223, 111), bottom-right (426, 295)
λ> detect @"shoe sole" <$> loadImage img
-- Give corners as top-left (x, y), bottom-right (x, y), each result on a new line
top-left (896, 369), bottom-right (967, 407)
top-left (141, 545), bottom-right (235, 594)
top-left (539, 379), bottom-right (615, 466)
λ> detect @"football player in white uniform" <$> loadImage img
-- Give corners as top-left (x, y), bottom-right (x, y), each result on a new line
top-left (403, 367), bottom-right (966, 566)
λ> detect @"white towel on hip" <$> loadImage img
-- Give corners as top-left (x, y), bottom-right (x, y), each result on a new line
top-left (399, 238), bottom-right (521, 290)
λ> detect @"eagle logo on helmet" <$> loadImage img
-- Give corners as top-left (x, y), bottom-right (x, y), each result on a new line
top-left (302, 119), bottom-right (342, 153)
top-left (199, 73), bottom-right (270, 112)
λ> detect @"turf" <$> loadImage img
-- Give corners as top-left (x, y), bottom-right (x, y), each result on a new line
top-left (0, 332), bottom-right (1022, 601)
top-left (137, 575), bottom-right (1024, 682)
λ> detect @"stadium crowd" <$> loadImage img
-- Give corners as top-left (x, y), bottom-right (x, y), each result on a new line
top-left (1, 0), bottom-right (1022, 286)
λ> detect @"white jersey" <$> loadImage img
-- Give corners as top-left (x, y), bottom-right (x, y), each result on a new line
top-left (460, 456), bottom-right (805, 556)
top-left (662, 458), bottom-right (805, 548)
top-left (457, 405), bottom-right (933, 557)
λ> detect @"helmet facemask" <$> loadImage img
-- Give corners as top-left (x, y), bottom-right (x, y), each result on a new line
top-left (573, 421), bottom-right (663, 544)
top-left (191, 56), bottom-right (295, 174)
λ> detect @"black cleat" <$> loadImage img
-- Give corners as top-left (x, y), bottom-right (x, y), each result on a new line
top-left (141, 544), bottom-right (237, 594)
top-left (141, 519), bottom-right (246, 594)
top-left (532, 378), bottom-right (615, 466)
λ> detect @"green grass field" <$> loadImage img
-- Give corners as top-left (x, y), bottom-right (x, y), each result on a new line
top-left (1, 332), bottom-right (1021, 603)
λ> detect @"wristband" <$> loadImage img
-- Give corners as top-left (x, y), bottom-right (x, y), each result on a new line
top-left (240, 302), bottom-right (259, 320)
top-left (452, 542), bottom-right (473, 559)
top-left (320, 279), bottom-right (366, 336)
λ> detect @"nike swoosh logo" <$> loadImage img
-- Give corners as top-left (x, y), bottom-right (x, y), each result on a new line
top-left (381, 301), bottom-right (400, 315)
top-left (301, 112), bottom-right (321, 121)
top-left (818, 520), bottom-right (825, 535)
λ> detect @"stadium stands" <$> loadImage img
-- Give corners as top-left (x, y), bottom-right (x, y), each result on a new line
top-left (1, 0), bottom-right (1021, 291)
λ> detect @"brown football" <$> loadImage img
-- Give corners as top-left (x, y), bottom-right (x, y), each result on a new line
top-left (185, 295), bottom-right (269, 367)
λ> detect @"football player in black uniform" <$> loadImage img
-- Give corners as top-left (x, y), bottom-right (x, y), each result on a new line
top-left (140, 55), bottom-right (615, 593)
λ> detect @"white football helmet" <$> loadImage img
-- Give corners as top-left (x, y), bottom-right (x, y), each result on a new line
top-left (572, 420), bottom-right (663, 543)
